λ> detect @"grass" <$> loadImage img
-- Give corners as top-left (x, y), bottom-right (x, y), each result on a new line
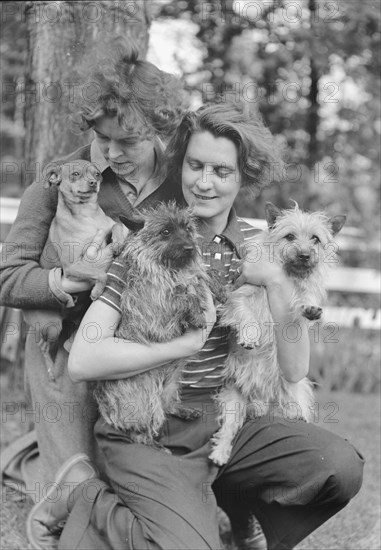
top-left (309, 327), bottom-right (380, 394)
top-left (294, 390), bottom-right (381, 550)
top-left (1, 374), bottom-right (380, 550)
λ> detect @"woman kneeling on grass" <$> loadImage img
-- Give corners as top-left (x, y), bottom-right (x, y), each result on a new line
top-left (28, 103), bottom-right (364, 550)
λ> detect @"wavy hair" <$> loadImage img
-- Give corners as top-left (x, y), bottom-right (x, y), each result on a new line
top-left (166, 102), bottom-right (284, 190)
top-left (71, 39), bottom-right (186, 140)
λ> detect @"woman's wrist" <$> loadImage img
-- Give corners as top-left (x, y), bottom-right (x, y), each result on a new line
top-left (254, 262), bottom-right (289, 291)
top-left (61, 272), bottom-right (92, 293)
top-left (173, 327), bottom-right (208, 357)
top-left (266, 270), bottom-right (293, 291)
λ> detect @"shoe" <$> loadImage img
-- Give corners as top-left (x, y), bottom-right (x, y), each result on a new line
top-left (26, 453), bottom-right (98, 550)
top-left (233, 514), bottom-right (268, 550)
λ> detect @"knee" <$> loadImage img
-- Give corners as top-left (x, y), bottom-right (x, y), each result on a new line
top-left (318, 438), bottom-right (364, 503)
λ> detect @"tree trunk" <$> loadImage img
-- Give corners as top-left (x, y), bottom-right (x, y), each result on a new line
top-left (24, 0), bottom-right (151, 186)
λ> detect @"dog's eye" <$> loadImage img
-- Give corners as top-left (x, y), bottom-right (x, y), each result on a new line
top-left (72, 172), bottom-right (80, 177)
top-left (161, 229), bottom-right (171, 237)
top-left (95, 172), bottom-right (100, 177)
top-left (285, 234), bottom-right (295, 241)
top-left (312, 235), bottom-right (320, 244)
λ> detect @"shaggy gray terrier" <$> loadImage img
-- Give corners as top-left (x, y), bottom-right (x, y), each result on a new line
top-left (94, 202), bottom-right (212, 446)
top-left (209, 202), bottom-right (346, 466)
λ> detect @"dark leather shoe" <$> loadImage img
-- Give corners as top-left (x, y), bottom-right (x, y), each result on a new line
top-left (233, 514), bottom-right (268, 550)
top-left (26, 453), bottom-right (98, 550)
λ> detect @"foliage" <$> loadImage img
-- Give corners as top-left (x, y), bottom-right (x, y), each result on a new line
top-left (2, 1), bottom-right (380, 238)
top-left (153, 0), bottom-right (380, 241)
top-left (310, 326), bottom-right (380, 394)
top-left (0, 2), bottom-right (27, 127)
top-left (0, 2), bottom-right (27, 195)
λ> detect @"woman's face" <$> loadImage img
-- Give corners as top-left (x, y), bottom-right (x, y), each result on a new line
top-left (182, 131), bottom-right (242, 231)
top-left (93, 116), bottom-right (155, 178)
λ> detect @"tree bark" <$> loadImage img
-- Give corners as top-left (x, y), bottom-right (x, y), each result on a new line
top-left (24, 0), bottom-right (151, 186)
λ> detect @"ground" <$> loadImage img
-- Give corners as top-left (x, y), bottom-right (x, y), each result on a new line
top-left (1, 382), bottom-right (380, 550)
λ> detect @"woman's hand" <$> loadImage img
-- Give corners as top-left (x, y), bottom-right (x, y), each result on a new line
top-left (234, 240), bottom-right (310, 382)
top-left (61, 229), bottom-right (115, 293)
top-left (69, 291), bottom-right (217, 382)
top-left (234, 249), bottom-right (285, 289)
top-left (177, 290), bottom-right (217, 356)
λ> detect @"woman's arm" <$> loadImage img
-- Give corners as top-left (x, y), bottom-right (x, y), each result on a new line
top-left (265, 273), bottom-right (310, 382)
top-left (0, 181), bottom-right (114, 309)
top-left (0, 180), bottom-right (60, 309)
top-left (68, 294), bottom-right (217, 382)
top-left (235, 261), bottom-right (310, 383)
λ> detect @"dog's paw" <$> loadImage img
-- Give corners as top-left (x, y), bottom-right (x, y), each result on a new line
top-left (208, 446), bottom-right (231, 466)
top-left (302, 305), bottom-right (323, 320)
top-left (237, 332), bottom-right (260, 349)
top-left (207, 268), bottom-right (227, 304)
top-left (111, 222), bottom-right (129, 255)
top-left (184, 294), bottom-right (208, 328)
top-left (239, 340), bottom-right (255, 350)
top-left (188, 311), bottom-right (207, 329)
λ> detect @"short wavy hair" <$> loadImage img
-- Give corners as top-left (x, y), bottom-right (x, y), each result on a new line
top-left (71, 39), bottom-right (186, 140)
top-left (166, 102), bottom-right (284, 190)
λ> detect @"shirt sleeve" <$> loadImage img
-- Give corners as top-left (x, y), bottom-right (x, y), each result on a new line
top-left (98, 259), bottom-right (126, 313)
top-left (48, 267), bottom-right (76, 308)
top-left (0, 179), bottom-right (63, 310)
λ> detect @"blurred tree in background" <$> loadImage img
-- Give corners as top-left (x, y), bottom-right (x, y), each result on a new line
top-left (1, 0), bottom-right (380, 242)
top-left (24, 0), bottom-right (150, 181)
top-left (1, 0), bottom-right (151, 188)
top-left (1, 2), bottom-right (27, 192)
top-left (152, 0), bottom-right (380, 242)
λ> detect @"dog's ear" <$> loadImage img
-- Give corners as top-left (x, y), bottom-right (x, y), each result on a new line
top-left (265, 202), bottom-right (282, 229)
top-left (329, 215), bottom-right (346, 235)
top-left (119, 215), bottom-right (145, 232)
top-left (43, 164), bottom-right (62, 188)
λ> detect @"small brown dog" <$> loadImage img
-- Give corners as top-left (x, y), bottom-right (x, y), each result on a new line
top-left (43, 160), bottom-right (118, 297)
top-left (94, 202), bottom-right (212, 446)
top-left (209, 202), bottom-right (346, 465)
top-left (23, 160), bottom-right (123, 377)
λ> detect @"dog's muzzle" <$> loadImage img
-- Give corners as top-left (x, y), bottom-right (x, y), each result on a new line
top-left (285, 260), bottom-right (315, 278)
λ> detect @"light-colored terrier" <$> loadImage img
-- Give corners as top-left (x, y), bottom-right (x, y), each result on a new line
top-left (209, 202), bottom-right (346, 466)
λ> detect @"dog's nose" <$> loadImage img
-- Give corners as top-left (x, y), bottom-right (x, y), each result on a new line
top-left (88, 180), bottom-right (97, 187)
top-left (183, 246), bottom-right (194, 252)
top-left (299, 253), bottom-right (310, 260)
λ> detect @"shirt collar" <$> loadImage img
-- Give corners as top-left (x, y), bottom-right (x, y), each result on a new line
top-left (198, 208), bottom-right (245, 255)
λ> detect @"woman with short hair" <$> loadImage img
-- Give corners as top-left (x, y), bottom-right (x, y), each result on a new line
top-left (0, 40), bottom-right (186, 507)
top-left (28, 102), bottom-right (363, 550)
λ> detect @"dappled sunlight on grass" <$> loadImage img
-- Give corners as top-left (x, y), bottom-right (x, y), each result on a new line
top-left (1, 366), bottom-right (379, 550)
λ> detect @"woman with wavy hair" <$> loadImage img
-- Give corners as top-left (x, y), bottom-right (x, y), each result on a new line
top-left (0, 39), bottom-right (186, 511)
top-left (27, 103), bottom-right (363, 550)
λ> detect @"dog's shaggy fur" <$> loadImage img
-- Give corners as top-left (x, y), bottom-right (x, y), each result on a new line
top-left (94, 202), bottom-right (211, 446)
top-left (209, 202), bottom-right (346, 465)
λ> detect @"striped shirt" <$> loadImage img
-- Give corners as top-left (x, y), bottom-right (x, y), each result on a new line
top-left (99, 210), bottom-right (261, 393)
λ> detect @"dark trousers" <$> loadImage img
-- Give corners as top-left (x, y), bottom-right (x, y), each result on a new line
top-left (213, 415), bottom-right (363, 549)
top-left (60, 393), bottom-right (364, 550)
